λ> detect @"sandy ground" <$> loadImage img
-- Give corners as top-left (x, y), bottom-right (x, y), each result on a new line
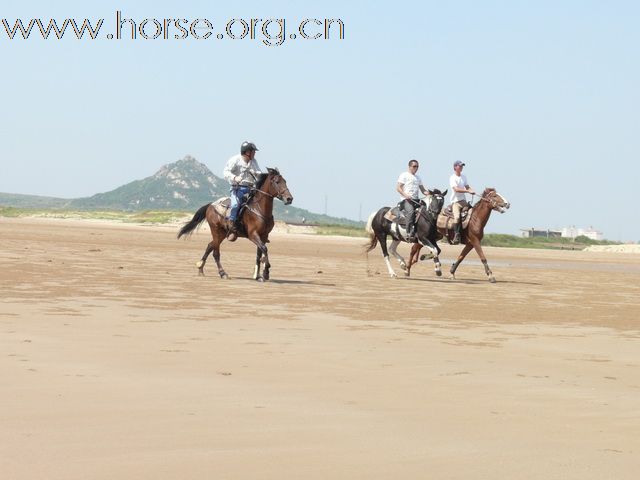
top-left (1, 217), bottom-right (639, 480)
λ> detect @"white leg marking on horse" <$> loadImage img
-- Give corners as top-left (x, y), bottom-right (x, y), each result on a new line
top-left (384, 256), bottom-right (397, 278)
top-left (253, 265), bottom-right (259, 280)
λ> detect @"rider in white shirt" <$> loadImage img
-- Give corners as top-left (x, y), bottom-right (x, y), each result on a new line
top-left (448, 160), bottom-right (475, 244)
top-left (223, 141), bottom-right (262, 238)
top-left (396, 159), bottom-right (431, 240)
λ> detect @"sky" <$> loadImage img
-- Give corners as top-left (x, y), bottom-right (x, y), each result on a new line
top-left (1, 0), bottom-right (638, 240)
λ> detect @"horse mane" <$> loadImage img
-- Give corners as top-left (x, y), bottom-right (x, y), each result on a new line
top-left (430, 188), bottom-right (443, 195)
top-left (482, 187), bottom-right (496, 197)
top-left (255, 167), bottom-right (280, 190)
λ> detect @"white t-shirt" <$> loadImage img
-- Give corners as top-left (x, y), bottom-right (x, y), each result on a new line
top-left (449, 173), bottom-right (469, 203)
top-left (397, 172), bottom-right (423, 200)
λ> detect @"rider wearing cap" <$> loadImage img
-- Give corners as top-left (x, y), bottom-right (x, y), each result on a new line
top-left (449, 160), bottom-right (475, 244)
top-left (396, 159), bottom-right (430, 241)
top-left (223, 141), bottom-right (263, 238)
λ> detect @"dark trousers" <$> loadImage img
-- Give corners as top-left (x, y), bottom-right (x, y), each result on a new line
top-left (402, 199), bottom-right (418, 231)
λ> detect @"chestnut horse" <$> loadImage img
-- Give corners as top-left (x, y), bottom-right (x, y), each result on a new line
top-left (177, 168), bottom-right (293, 282)
top-left (408, 188), bottom-right (510, 282)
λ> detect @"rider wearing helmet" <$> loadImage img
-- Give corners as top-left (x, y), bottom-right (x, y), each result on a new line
top-left (449, 160), bottom-right (475, 244)
top-left (223, 141), bottom-right (263, 238)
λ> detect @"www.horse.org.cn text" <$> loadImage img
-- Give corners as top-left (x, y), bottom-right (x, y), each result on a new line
top-left (1, 12), bottom-right (346, 47)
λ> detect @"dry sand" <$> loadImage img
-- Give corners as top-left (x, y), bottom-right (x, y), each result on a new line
top-left (1, 217), bottom-right (639, 479)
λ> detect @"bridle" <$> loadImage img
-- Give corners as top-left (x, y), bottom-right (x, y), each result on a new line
top-left (251, 174), bottom-right (288, 201)
top-left (246, 174), bottom-right (290, 221)
top-left (419, 194), bottom-right (444, 224)
top-left (481, 191), bottom-right (510, 213)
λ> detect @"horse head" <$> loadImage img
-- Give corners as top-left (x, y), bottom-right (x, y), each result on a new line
top-left (425, 188), bottom-right (448, 219)
top-left (481, 188), bottom-right (510, 213)
top-left (256, 168), bottom-right (293, 205)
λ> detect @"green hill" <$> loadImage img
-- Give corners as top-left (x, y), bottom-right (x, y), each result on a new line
top-left (0, 156), bottom-right (362, 226)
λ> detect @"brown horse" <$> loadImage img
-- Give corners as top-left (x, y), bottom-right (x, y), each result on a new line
top-left (177, 168), bottom-right (293, 281)
top-left (408, 188), bottom-right (510, 282)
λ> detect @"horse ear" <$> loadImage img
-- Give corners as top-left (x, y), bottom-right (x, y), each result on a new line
top-left (428, 189), bottom-right (434, 195)
top-left (267, 167), bottom-right (280, 175)
top-left (443, 189), bottom-right (448, 196)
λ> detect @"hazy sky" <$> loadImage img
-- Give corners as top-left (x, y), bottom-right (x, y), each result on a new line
top-left (1, 1), bottom-right (638, 240)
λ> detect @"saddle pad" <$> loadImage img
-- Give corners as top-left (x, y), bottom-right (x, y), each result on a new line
top-left (441, 204), bottom-right (472, 219)
top-left (212, 197), bottom-right (231, 217)
top-left (437, 209), bottom-right (472, 230)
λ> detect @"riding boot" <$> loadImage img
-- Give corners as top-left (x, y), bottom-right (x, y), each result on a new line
top-left (407, 223), bottom-right (415, 242)
top-left (227, 219), bottom-right (238, 242)
top-left (452, 221), bottom-right (462, 245)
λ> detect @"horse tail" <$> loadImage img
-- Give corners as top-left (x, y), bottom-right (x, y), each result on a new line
top-left (177, 203), bottom-right (210, 239)
top-left (363, 211), bottom-right (379, 253)
top-left (365, 211), bottom-right (376, 234)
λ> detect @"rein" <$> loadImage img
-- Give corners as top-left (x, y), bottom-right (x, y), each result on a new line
top-left (245, 175), bottom-right (283, 221)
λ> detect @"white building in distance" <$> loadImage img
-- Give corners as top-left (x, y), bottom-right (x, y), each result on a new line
top-left (561, 226), bottom-right (604, 241)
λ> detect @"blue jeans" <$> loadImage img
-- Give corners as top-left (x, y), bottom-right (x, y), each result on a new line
top-left (229, 186), bottom-right (250, 222)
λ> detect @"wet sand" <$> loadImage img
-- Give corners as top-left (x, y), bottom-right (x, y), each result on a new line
top-left (1, 217), bottom-right (639, 479)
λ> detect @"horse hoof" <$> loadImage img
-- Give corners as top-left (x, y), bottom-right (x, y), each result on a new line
top-left (198, 270), bottom-right (205, 277)
top-left (220, 272), bottom-right (229, 279)
top-left (400, 263), bottom-right (407, 271)
top-left (256, 276), bottom-right (264, 283)
top-left (390, 273), bottom-right (397, 279)
top-left (449, 275), bottom-right (455, 280)
top-left (436, 270), bottom-right (442, 277)
top-left (196, 260), bottom-right (204, 269)
top-left (489, 276), bottom-right (496, 283)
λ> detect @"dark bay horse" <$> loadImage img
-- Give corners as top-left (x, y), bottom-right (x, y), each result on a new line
top-left (409, 188), bottom-right (510, 282)
top-left (364, 189), bottom-right (447, 278)
top-left (177, 168), bottom-right (293, 281)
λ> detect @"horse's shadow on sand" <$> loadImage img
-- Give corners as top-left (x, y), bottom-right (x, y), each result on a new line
top-left (399, 277), bottom-right (542, 286)
top-left (234, 277), bottom-right (336, 287)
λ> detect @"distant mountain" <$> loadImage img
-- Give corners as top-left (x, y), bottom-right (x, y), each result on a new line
top-left (66, 156), bottom-right (227, 210)
top-left (0, 156), bottom-right (362, 226)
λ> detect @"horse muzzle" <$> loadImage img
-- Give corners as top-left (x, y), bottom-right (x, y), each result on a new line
top-left (498, 203), bottom-right (510, 213)
top-left (284, 196), bottom-right (293, 205)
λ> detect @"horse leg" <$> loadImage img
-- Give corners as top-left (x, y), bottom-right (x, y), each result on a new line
top-left (196, 242), bottom-right (214, 276)
top-left (377, 232), bottom-right (397, 278)
top-left (211, 238), bottom-right (229, 279)
top-left (406, 243), bottom-right (421, 277)
top-left (389, 240), bottom-right (407, 274)
top-left (473, 242), bottom-right (496, 283)
top-left (433, 243), bottom-right (442, 277)
top-left (253, 246), bottom-right (263, 280)
top-left (249, 235), bottom-right (269, 282)
top-left (450, 243), bottom-right (473, 280)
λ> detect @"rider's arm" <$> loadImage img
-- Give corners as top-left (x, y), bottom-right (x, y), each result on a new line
top-left (223, 158), bottom-right (240, 184)
top-left (396, 182), bottom-right (411, 200)
top-left (251, 159), bottom-right (263, 176)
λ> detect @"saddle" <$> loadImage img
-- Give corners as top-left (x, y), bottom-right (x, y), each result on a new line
top-left (212, 196), bottom-right (248, 238)
top-left (383, 206), bottom-right (409, 227)
top-left (437, 206), bottom-right (473, 231)
top-left (384, 201), bottom-right (425, 242)
top-left (212, 197), bottom-right (231, 217)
